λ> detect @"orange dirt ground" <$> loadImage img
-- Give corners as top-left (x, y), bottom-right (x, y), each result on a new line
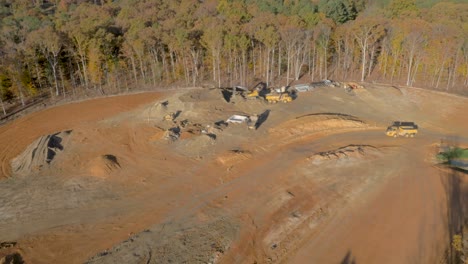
top-left (0, 84), bottom-right (467, 264)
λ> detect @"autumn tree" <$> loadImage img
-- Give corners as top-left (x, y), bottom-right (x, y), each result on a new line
top-left (278, 15), bottom-right (307, 85)
top-left (246, 12), bottom-right (279, 86)
top-left (201, 16), bottom-right (224, 88)
top-left (386, 0), bottom-right (419, 19)
top-left (315, 22), bottom-right (333, 79)
top-left (0, 2), bottom-right (43, 104)
top-left (59, 3), bottom-right (113, 88)
top-left (217, 0), bottom-right (252, 86)
top-left (402, 21), bottom-right (427, 86)
top-left (0, 74), bottom-right (14, 115)
top-left (0, 0), bottom-right (467, 105)
top-left (350, 16), bottom-right (386, 81)
top-left (334, 22), bottom-right (356, 79)
top-left (28, 25), bottom-right (62, 96)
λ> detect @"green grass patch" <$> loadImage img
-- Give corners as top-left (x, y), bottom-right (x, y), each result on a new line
top-left (461, 149), bottom-right (468, 159)
top-left (436, 148), bottom-right (468, 163)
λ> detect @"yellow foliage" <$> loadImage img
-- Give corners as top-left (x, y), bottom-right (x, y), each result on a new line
top-left (452, 234), bottom-right (463, 253)
top-left (26, 83), bottom-right (38, 96)
top-left (87, 46), bottom-right (103, 85)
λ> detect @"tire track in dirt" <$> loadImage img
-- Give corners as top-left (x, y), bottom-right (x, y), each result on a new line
top-left (2, 85), bottom-right (466, 264)
top-left (82, 128), bottom-right (374, 263)
top-left (99, 130), bottom-right (400, 264)
top-left (286, 136), bottom-right (448, 264)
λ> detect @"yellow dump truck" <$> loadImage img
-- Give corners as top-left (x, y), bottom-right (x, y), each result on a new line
top-left (265, 92), bottom-right (293, 103)
top-left (386, 121), bottom-right (418, 137)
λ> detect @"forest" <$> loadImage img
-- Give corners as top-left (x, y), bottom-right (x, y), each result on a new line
top-left (0, 0), bottom-right (467, 112)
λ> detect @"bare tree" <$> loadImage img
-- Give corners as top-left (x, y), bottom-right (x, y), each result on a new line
top-left (351, 17), bottom-right (386, 82)
top-left (31, 26), bottom-right (62, 96)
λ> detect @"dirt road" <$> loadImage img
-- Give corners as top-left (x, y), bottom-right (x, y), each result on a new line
top-left (0, 84), bottom-right (467, 263)
top-left (287, 134), bottom-right (448, 263)
top-left (0, 92), bottom-right (164, 178)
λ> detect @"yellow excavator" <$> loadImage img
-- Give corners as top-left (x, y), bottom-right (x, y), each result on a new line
top-left (246, 82), bottom-right (267, 99)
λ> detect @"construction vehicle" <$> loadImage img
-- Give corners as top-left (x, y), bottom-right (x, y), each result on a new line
top-left (246, 89), bottom-right (260, 99)
top-left (386, 121), bottom-right (418, 137)
top-left (343, 82), bottom-right (363, 90)
top-left (265, 92), bottom-right (293, 103)
top-left (247, 115), bottom-right (258, 130)
top-left (246, 82), bottom-right (267, 99)
top-left (163, 112), bottom-right (175, 121)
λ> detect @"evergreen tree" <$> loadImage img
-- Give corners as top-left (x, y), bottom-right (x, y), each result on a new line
top-left (320, 0), bottom-right (358, 24)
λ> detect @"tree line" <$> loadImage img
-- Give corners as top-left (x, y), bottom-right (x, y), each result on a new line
top-left (0, 0), bottom-right (467, 113)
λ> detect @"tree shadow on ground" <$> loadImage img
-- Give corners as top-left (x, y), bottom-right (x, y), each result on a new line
top-left (442, 166), bottom-right (468, 264)
top-left (340, 250), bottom-right (357, 264)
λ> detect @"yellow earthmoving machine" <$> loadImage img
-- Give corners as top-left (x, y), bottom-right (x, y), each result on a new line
top-left (246, 82), bottom-right (267, 99)
top-left (386, 121), bottom-right (418, 137)
top-left (265, 92), bottom-right (293, 103)
top-left (246, 89), bottom-right (260, 99)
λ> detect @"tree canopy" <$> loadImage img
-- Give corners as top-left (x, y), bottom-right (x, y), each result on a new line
top-left (0, 0), bottom-right (467, 106)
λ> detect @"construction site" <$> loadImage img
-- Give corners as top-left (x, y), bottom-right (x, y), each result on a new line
top-left (0, 81), bottom-right (467, 264)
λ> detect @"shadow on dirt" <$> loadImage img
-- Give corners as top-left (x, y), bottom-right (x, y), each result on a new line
top-left (173, 110), bottom-right (182, 120)
top-left (221, 89), bottom-right (232, 103)
top-left (46, 133), bottom-right (65, 163)
top-left (340, 250), bottom-right (357, 264)
top-left (103, 154), bottom-right (121, 168)
top-left (255, 110), bottom-right (270, 130)
top-left (296, 112), bottom-right (360, 120)
top-left (1, 252), bottom-right (24, 264)
top-left (442, 167), bottom-right (468, 264)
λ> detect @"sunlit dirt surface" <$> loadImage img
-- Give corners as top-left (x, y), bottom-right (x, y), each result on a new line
top-left (0, 85), bottom-right (467, 264)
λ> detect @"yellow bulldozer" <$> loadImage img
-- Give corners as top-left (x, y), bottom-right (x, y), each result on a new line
top-left (265, 92), bottom-right (293, 103)
top-left (244, 82), bottom-right (294, 103)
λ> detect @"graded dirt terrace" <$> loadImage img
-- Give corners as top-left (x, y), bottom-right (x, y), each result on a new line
top-left (0, 84), bottom-right (467, 264)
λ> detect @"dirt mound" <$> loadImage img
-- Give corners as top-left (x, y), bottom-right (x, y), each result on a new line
top-left (144, 90), bottom-right (225, 129)
top-left (86, 217), bottom-right (239, 264)
top-left (145, 100), bottom-right (179, 125)
top-left (0, 242), bottom-right (24, 264)
top-left (270, 113), bottom-right (368, 139)
top-left (88, 154), bottom-right (122, 178)
top-left (217, 149), bottom-right (252, 166)
top-left (178, 88), bottom-right (222, 102)
top-left (11, 130), bottom-right (72, 176)
top-left (0, 252), bottom-right (24, 264)
top-left (174, 134), bottom-right (217, 157)
top-left (308, 145), bottom-right (381, 164)
top-left (148, 127), bottom-right (167, 142)
top-left (1, 85), bottom-right (467, 264)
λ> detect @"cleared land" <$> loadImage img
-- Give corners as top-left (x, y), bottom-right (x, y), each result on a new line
top-left (0, 84), bottom-right (467, 264)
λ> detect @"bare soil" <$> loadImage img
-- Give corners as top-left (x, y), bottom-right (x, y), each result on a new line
top-left (0, 84), bottom-right (467, 264)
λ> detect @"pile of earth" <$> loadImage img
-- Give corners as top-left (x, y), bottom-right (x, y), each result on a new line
top-left (11, 130), bottom-right (72, 176)
top-left (86, 217), bottom-right (239, 264)
top-left (269, 113), bottom-right (369, 142)
top-left (308, 145), bottom-right (382, 164)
